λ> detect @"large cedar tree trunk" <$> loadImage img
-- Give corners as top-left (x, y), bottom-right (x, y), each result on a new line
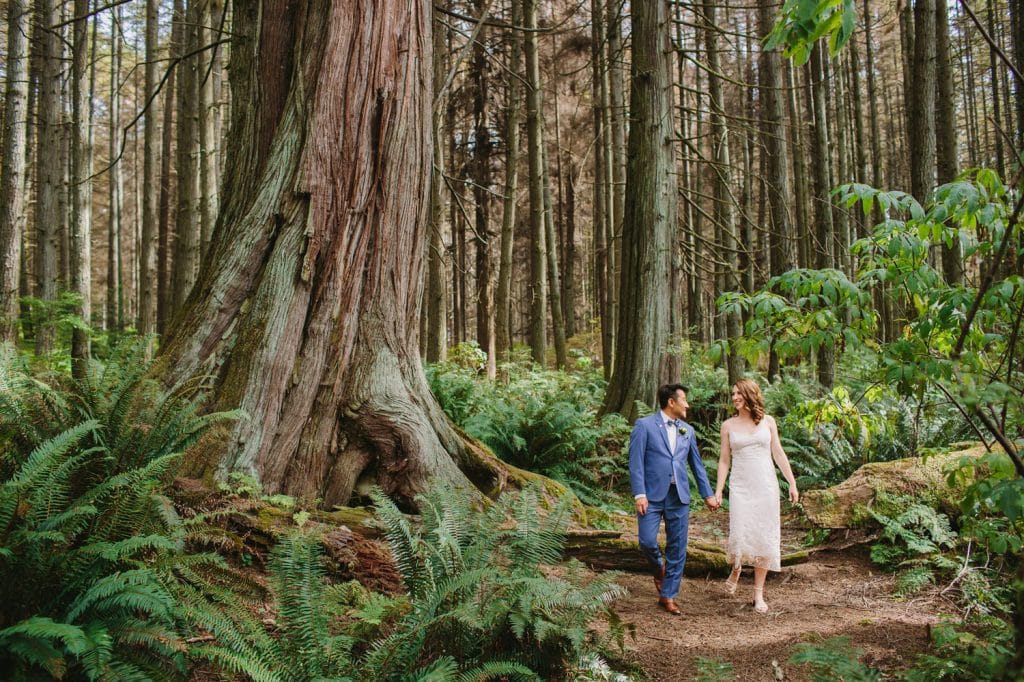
top-left (159, 0), bottom-right (503, 507)
top-left (600, 0), bottom-right (675, 420)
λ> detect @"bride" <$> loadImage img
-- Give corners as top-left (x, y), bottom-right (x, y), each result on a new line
top-left (713, 379), bottom-right (799, 613)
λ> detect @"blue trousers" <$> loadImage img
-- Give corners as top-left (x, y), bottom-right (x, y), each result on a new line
top-left (637, 484), bottom-right (690, 599)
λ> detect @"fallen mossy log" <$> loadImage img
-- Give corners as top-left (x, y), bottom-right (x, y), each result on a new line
top-left (800, 443), bottom-right (999, 528)
top-left (562, 533), bottom-right (809, 577)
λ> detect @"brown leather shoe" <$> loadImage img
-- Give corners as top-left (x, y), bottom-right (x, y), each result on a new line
top-left (653, 564), bottom-right (666, 594)
top-left (658, 597), bottom-right (681, 615)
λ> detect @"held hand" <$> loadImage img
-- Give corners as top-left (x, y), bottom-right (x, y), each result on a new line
top-left (704, 495), bottom-right (719, 511)
top-left (714, 491), bottom-right (724, 508)
top-left (788, 485), bottom-right (800, 505)
top-left (635, 496), bottom-right (649, 516)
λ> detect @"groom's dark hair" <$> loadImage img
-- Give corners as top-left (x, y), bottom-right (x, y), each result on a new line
top-left (657, 383), bottom-right (689, 409)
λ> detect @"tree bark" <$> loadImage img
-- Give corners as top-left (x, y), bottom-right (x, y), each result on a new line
top-left (704, 0), bottom-right (743, 385)
top-left (542, 142), bottom-right (568, 368)
top-left (495, 0), bottom-right (520, 360)
top-left (524, 0), bottom-right (547, 365)
top-left (158, 0), bottom-right (184, 336)
top-left (601, 0), bottom-right (675, 420)
top-left (592, 0), bottom-right (614, 373)
top-left (172, 0), bottom-right (202, 316)
top-left (935, 0), bottom-right (962, 283)
top-left (757, 0), bottom-right (793, 381)
top-left (159, 0), bottom-right (505, 508)
top-left (34, 0), bottom-right (65, 354)
top-left (425, 4), bottom-right (448, 364)
top-left (140, 0), bottom-right (161, 336)
top-left (910, 0), bottom-right (937, 203)
top-left (808, 45), bottom-right (835, 388)
top-left (106, 8), bottom-right (125, 332)
top-left (470, 2), bottom-right (496, 378)
top-left (0, 0), bottom-right (31, 342)
top-left (70, 0), bottom-right (93, 375)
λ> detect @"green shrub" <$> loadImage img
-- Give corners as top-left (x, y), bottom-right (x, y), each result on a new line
top-left (902, 617), bottom-right (1014, 681)
top-left (0, 341), bottom-right (239, 680)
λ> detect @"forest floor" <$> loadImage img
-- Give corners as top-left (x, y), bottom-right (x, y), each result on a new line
top-left (601, 509), bottom-right (950, 681)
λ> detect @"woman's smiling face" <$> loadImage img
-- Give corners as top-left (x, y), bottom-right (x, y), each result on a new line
top-left (731, 386), bottom-right (745, 413)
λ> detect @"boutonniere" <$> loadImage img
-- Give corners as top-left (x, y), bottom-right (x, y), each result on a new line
top-left (677, 427), bottom-right (688, 437)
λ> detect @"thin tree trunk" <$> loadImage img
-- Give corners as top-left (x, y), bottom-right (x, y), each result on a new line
top-left (832, 56), bottom-right (852, 275)
top-left (172, 0), bottom-right (201, 315)
top-left (591, 0), bottom-right (612, 372)
top-left (34, 0), bottom-right (65, 354)
top-left (910, 0), bottom-right (937, 203)
top-left (601, 0), bottom-right (675, 419)
top-left (158, 0), bottom-right (183, 336)
top-left (704, 0), bottom-right (743, 383)
top-left (140, 0), bottom-right (161, 336)
top-left (106, 8), bottom-right (125, 331)
top-left (758, 0), bottom-right (792, 381)
top-left (935, 0), bottom-right (962, 283)
top-left (787, 62), bottom-right (811, 269)
top-left (425, 4), bottom-right (448, 363)
top-left (524, 0), bottom-right (547, 365)
top-left (987, 0), bottom-right (1005, 177)
top-left (470, 1), bottom-right (496, 378)
top-left (542, 143), bottom-right (568, 369)
top-left (158, 0), bottom-right (506, 507)
top-left (199, 0), bottom-right (221, 253)
top-left (809, 45), bottom-right (835, 388)
top-left (70, 0), bottom-right (93, 376)
top-left (607, 0), bottom-right (626, 362)
top-left (0, 0), bottom-right (31, 342)
top-left (495, 0), bottom-right (521, 360)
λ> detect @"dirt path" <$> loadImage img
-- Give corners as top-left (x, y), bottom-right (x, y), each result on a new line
top-left (604, 512), bottom-right (946, 681)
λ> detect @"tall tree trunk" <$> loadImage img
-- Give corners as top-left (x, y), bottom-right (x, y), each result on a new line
top-left (704, 0), bottom-right (743, 384)
top-left (425, 4), bottom-right (448, 363)
top-left (592, 0), bottom-right (614, 373)
top-left (70, 0), bottom-right (93, 376)
top-left (158, 0), bottom-right (183, 335)
top-left (910, 0), bottom-right (937, 203)
top-left (542, 143), bottom-right (568, 368)
top-left (158, 0), bottom-right (505, 507)
top-left (495, 0), bottom-right (521, 360)
top-left (935, 0), bottom-right (962, 283)
top-left (987, 0), bottom-right (1005, 177)
top-left (832, 56), bottom-right (852, 275)
top-left (470, 2), bottom-right (496, 378)
top-left (172, 1), bottom-right (201, 315)
top-left (0, 0), bottom-right (31, 342)
top-left (140, 0), bottom-right (161, 336)
top-left (601, 0), bottom-right (675, 419)
top-left (809, 45), bottom-right (835, 388)
top-left (758, 0), bottom-right (793, 382)
top-left (106, 8), bottom-right (125, 331)
top-left (864, 0), bottom-right (883, 203)
top-left (787, 62), bottom-right (811, 269)
top-left (199, 0), bottom-right (221, 253)
top-left (524, 0), bottom-right (547, 364)
top-left (34, 0), bottom-right (65, 354)
top-left (607, 0), bottom-right (626, 364)
top-left (562, 164), bottom-right (577, 339)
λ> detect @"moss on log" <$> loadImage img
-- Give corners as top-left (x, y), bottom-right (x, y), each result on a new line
top-left (800, 443), bottom-right (1002, 528)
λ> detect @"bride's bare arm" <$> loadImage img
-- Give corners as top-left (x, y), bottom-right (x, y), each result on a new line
top-left (767, 415), bottom-right (799, 503)
top-left (715, 420), bottom-right (731, 505)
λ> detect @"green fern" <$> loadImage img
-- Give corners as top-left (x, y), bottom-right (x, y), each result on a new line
top-left (789, 636), bottom-right (881, 682)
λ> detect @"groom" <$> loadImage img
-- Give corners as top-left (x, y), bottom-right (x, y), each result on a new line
top-left (629, 383), bottom-right (718, 615)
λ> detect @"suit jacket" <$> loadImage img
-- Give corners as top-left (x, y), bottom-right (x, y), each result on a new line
top-left (628, 413), bottom-right (714, 504)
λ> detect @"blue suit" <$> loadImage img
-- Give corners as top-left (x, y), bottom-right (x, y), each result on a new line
top-left (628, 412), bottom-right (714, 598)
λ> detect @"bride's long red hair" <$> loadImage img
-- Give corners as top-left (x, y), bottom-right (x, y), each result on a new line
top-left (733, 379), bottom-right (765, 424)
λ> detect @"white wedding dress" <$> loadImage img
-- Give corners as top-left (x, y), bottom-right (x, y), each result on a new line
top-left (726, 418), bottom-right (781, 571)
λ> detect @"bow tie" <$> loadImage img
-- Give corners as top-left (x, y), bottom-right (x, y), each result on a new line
top-left (667, 420), bottom-right (681, 428)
